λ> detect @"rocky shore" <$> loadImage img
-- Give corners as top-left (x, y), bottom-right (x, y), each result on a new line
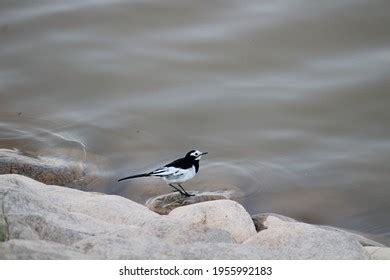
top-left (1, 173), bottom-right (389, 259)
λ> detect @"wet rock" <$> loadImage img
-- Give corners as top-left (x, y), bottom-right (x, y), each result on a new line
top-left (169, 200), bottom-right (256, 243)
top-left (244, 216), bottom-right (369, 259)
top-left (0, 148), bottom-right (85, 186)
top-left (146, 190), bottom-right (233, 215)
top-left (364, 246), bottom-right (390, 260)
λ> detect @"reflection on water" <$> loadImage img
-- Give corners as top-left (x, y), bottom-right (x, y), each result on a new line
top-left (1, 0), bottom-right (390, 245)
top-left (0, 114), bottom-right (86, 160)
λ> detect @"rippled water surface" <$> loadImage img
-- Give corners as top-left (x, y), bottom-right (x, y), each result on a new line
top-left (1, 0), bottom-right (390, 244)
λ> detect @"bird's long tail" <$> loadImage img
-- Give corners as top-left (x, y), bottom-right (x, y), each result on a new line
top-left (118, 173), bottom-right (151, 182)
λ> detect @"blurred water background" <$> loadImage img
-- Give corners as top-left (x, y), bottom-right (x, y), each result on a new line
top-left (1, 0), bottom-right (389, 244)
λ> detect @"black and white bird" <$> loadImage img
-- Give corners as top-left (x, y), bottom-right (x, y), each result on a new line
top-left (118, 150), bottom-right (208, 197)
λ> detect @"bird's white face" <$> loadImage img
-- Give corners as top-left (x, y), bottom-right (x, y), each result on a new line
top-left (190, 150), bottom-right (207, 160)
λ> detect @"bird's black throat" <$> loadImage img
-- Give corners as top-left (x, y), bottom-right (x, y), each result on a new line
top-left (193, 160), bottom-right (199, 173)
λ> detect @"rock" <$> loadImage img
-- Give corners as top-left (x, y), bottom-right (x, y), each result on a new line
top-left (0, 239), bottom-right (91, 259)
top-left (0, 148), bottom-right (84, 186)
top-left (251, 213), bottom-right (384, 248)
top-left (36, 185), bottom-right (160, 227)
top-left (315, 225), bottom-right (385, 247)
top-left (364, 246), bottom-right (390, 260)
top-left (169, 200), bottom-right (256, 243)
top-left (73, 227), bottom-right (183, 259)
top-left (252, 213), bottom-right (297, 232)
top-left (162, 223), bottom-right (236, 245)
top-left (0, 174), bottom-right (386, 260)
top-left (244, 216), bottom-right (369, 259)
top-left (178, 243), bottom-right (269, 259)
top-left (146, 191), bottom-right (233, 215)
top-left (0, 223), bottom-right (7, 242)
top-left (0, 216), bottom-right (8, 242)
top-left (0, 174), bottom-right (241, 259)
top-left (0, 174), bottom-right (160, 245)
top-left (0, 190), bottom-right (9, 242)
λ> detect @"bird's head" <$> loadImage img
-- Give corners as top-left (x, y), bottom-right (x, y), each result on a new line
top-left (185, 149), bottom-right (208, 161)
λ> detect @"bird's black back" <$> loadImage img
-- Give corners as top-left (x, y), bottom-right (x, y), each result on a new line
top-left (165, 156), bottom-right (200, 172)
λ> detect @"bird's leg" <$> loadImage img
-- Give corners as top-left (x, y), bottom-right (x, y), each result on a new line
top-left (169, 184), bottom-right (185, 195)
top-left (178, 184), bottom-right (195, 197)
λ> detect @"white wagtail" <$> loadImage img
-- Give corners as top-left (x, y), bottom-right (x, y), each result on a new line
top-left (118, 150), bottom-right (208, 197)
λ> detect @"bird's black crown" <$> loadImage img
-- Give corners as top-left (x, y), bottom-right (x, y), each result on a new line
top-left (185, 149), bottom-right (207, 160)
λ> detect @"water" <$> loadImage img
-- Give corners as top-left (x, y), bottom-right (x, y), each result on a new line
top-left (1, 0), bottom-right (390, 245)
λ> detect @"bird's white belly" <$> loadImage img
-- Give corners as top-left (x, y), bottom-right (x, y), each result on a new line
top-left (162, 166), bottom-right (196, 184)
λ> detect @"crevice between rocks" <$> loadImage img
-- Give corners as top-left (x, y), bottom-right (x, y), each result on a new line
top-left (1, 192), bottom-right (10, 241)
top-left (365, 246), bottom-right (381, 257)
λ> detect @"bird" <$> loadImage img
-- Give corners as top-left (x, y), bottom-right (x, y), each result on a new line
top-left (118, 150), bottom-right (208, 197)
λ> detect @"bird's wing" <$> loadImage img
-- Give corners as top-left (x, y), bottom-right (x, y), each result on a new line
top-left (165, 157), bottom-right (192, 169)
top-left (150, 166), bottom-right (179, 176)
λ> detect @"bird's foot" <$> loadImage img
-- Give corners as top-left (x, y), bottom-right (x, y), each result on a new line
top-left (182, 191), bottom-right (195, 197)
top-left (171, 189), bottom-right (188, 196)
top-left (170, 189), bottom-right (194, 197)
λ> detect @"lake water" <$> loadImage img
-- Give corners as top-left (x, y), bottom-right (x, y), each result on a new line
top-left (1, 0), bottom-right (389, 245)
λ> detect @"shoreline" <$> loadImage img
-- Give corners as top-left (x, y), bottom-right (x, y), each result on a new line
top-left (1, 174), bottom-right (389, 260)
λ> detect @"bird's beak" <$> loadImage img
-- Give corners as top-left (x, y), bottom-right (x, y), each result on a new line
top-left (201, 152), bottom-right (208, 155)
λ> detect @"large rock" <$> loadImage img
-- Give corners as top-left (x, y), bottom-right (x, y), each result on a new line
top-left (0, 239), bottom-right (91, 260)
top-left (73, 227), bottom-right (183, 259)
top-left (146, 191), bottom-right (233, 215)
top-left (0, 174), bottom-right (243, 259)
top-left (0, 149), bottom-right (84, 186)
top-left (244, 216), bottom-right (369, 259)
top-left (0, 174), bottom-right (386, 260)
top-left (251, 213), bottom-right (385, 248)
top-left (0, 175), bottom-right (159, 244)
top-left (178, 243), bottom-right (269, 259)
top-left (315, 225), bottom-right (385, 247)
top-left (169, 200), bottom-right (256, 243)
